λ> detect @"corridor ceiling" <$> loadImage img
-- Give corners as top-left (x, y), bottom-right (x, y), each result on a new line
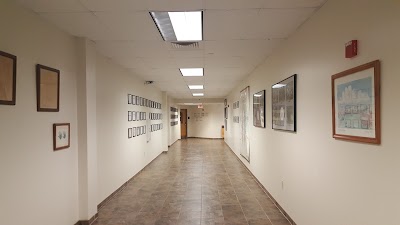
top-left (16, 0), bottom-right (327, 99)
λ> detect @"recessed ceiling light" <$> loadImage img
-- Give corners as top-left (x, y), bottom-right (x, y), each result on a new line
top-left (150, 11), bottom-right (203, 42)
top-left (188, 85), bottom-right (204, 90)
top-left (180, 68), bottom-right (204, 76)
top-left (192, 93), bottom-right (204, 97)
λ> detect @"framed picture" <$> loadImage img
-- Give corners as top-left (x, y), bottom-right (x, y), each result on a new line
top-left (132, 95), bottom-right (136, 105)
top-left (253, 90), bottom-right (266, 128)
top-left (36, 64), bottom-right (60, 112)
top-left (128, 111), bottom-right (132, 121)
top-left (53, 123), bottom-right (70, 151)
top-left (0, 51), bottom-right (17, 105)
top-left (332, 60), bottom-right (381, 144)
top-left (128, 94), bottom-right (132, 104)
top-left (128, 128), bottom-right (132, 138)
top-left (224, 107), bottom-right (228, 119)
top-left (272, 74), bottom-right (297, 131)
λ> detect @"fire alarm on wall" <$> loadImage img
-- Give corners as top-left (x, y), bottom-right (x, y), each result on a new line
top-left (345, 40), bottom-right (358, 58)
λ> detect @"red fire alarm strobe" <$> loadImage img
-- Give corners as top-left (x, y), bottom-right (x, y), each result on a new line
top-left (345, 40), bottom-right (358, 58)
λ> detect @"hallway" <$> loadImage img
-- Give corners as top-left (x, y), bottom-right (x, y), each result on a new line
top-left (93, 139), bottom-right (290, 225)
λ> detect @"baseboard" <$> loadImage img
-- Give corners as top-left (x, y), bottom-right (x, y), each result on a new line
top-left (97, 150), bottom-right (166, 210)
top-left (227, 147), bottom-right (297, 225)
top-left (187, 137), bottom-right (223, 140)
top-left (74, 213), bottom-right (98, 225)
top-left (168, 139), bottom-right (179, 147)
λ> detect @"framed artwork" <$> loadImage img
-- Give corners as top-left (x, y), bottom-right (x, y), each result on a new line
top-left (0, 51), bottom-right (17, 105)
top-left (224, 107), bottom-right (228, 119)
top-left (128, 94), bottom-right (132, 104)
top-left (272, 74), bottom-right (297, 131)
top-left (128, 128), bottom-right (132, 138)
top-left (53, 123), bottom-right (70, 151)
top-left (253, 90), bottom-right (266, 128)
top-left (36, 64), bottom-right (60, 112)
top-left (128, 111), bottom-right (132, 121)
top-left (132, 95), bottom-right (136, 105)
top-left (332, 60), bottom-right (381, 144)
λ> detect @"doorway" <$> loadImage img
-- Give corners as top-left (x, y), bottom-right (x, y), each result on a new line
top-left (180, 109), bottom-right (188, 139)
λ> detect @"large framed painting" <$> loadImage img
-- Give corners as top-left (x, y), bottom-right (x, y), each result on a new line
top-left (36, 64), bottom-right (60, 112)
top-left (253, 90), bottom-right (265, 128)
top-left (53, 123), bottom-right (70, 151)
top-left (272, 74), bottom-right (297, 131)
top-left (332, 60), bottom-right (381, 144)
top-left (0, 50), bottom-right (17, 105)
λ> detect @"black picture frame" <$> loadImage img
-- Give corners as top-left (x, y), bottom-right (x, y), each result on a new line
top-left (128, 94), bottom-right (132, 104)
top-left (253, 90), bottom-right (266, 128)
top-left (36, 64), bottom-right (60, 112)
top-left (271, 74), bottom-right (297, 132)
top-left (128, 128), bottom-right (132, 138)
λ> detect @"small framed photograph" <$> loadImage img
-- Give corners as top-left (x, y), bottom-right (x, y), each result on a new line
top-left (128, 128), bottom-right (132, 138)
top-left (133, 127), bottom-right (137, 137)
top-left (332, 60), bottom-right (381, 144)
top-left (128, 94), bottom-right (132, 104)
top-left (132, 95), bottom-right (136, 105)
top-left (272, 74), bottom-right (297, 131)
top-left (53, 123), bottom-right (70, 151)
top-left (253, 90), bottom-right (266, 128)
top-left (0, 50), bottom-right (17, 105)
top-left (128, 111), bottom-right (132, 121)
top-left (141, 97), bottom-right (144, 106)
top-left (36, 64), bottom-right (60, 112)
top-left (136, 96), bottom-right (139, 105)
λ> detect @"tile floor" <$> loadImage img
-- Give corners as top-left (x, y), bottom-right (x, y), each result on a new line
top-left (92, 139), bottom-right (291, 225)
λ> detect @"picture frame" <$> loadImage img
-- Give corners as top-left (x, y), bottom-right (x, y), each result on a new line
top-left (272, 74), bottom-right (297, 131)
top-left (128, 111), bottom-right (132, 121)
top-left (53, 123), bottom-right (70, 151)
top-left (332, 60), bottom-right (381, 144)
top-left (0, 51), bottom-right (17, 105)
top-left (253, 90), bottom-right (266, 128)
top-left (128, 128), bottom-right (132, 138)
top-left (36, 64), bottom-right (60, 112)
top-left (128, 94), bottom-right (132, 104)
top-left (132, 95), bottom-right (136, 105)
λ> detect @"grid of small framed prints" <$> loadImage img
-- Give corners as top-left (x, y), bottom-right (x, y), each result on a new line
top-left (170, 107), bottom-right (179, 126)
top-left (128, 126), bottom-right (146, 139)
top-left (128, 111), bottom-right (146, 121)
top-left (150, 123), bottom-right (163, 132)
top-left (233, 101), bottom-right (239, 109)
top-left (233, 116), bottom-right (240, 123)
top-left (149, 113), bottom-right (162, 120)
top-left (127, 94), bottom-right (162, 109)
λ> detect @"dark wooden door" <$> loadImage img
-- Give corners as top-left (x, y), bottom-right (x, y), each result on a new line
top-left (180, 109), bottom-right (187, 138)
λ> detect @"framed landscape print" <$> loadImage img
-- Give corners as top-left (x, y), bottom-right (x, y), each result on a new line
top-left (36, 64), bottom-right (60, 112)
top-left (332, 60), bottom-right (381, 144)
top-left (53, 123), bottom-right (70, 151)
top-left (253, 90), bottom-right (265, 128)
top-left (272, 74), bottom-right (296, 131)
top-left (0, 51), bottom-right (17, 105)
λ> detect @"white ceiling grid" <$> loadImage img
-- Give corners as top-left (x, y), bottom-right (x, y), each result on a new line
top-left (16, 0), bottom-right (327, 99)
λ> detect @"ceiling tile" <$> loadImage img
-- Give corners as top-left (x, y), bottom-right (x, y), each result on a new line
top-left (94, 12), bottom-right (161, 41)
top-left (79, 0), bottom-right (148, 12)
top-left (204, 0), bottom-right (264, 10)
top-left (96, 41), bottom-right (171, 58)
top-left (262, 0), bottom-right (327, 8)
top-left (17, 0), bottom-right (88, 12)
top-left (182, 77), bottom-right (205, 83)
top-left (141, 58), bottom-right (178, 69)
top-left (147, 0), bottom-right (204, 11)
top-left (174, 57), bottom-right (204, 68)
top-left (112, 57), bottom-right (145, 69)
top-left (39, 12), bottom-right (110, 40)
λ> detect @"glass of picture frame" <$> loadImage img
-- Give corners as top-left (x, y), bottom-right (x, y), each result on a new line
top-left (253, 90), bottom-right (266, 128)
top-left (272, 74), bottom-right (297, 131)
top-left (128, 128), bottom-right (132, 138)
top-left (128, 94), bottom-right (132, 104)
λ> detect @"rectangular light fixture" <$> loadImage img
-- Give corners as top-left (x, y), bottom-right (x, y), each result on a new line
top-left (180, 68), bottom-right (204, 76)
top-left (188, 85), bottom-right (204, 90)
top-left (192, 93), bottom-right (204, 97)
top-left (150, 11), bottom-right (203, 42)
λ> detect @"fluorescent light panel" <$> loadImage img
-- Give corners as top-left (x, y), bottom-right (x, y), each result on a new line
top-left (192, 93), bottom-right (204, 96)
top-left (180, 68), bottom-right (203, 76)
top-left (150, 11), bottom-right (203, 41)
top-left (188, 85), bottom-right (204, 90)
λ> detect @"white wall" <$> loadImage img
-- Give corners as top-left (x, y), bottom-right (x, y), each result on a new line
top-left (96, 54), bottom-right (166, 203)
top-left (0, 1), bottom-right (79, 225)
top-left (168, 97), bottom-right (180, 146)
top-left (225, 1), bottom-right (400, 225)
top-left (183, 104), bottom-right (224, 139)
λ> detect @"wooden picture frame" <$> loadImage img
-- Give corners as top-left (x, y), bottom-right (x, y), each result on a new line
top-left (332, 60), bottom-right (381, 144)
top-left (36, 64), bottom-right (60, 112)
top-left (53, 123), bottom-right (70, 151)
top-left (0, 50), bottom-right (17, 105)
top-left (253, 90), bottom-right (266, 128)
top-left (272, 74), bottom-right (297, 131)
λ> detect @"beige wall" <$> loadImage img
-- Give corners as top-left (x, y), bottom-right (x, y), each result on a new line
top-left (96, 54), bottom-right (166, 203)
top-left (0, 1), bottom-right (79, 225)
top-left (182, 104), bottom-right (224, 138)
top-left (225, 1), bottom-right (400, 225)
